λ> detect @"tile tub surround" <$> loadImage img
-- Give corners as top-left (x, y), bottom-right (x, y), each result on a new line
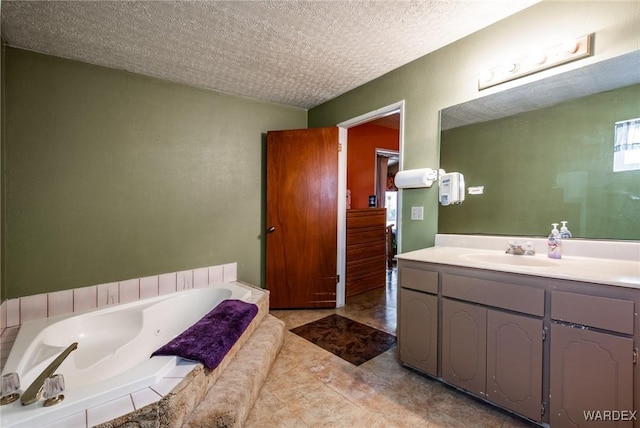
top-left (1, 280), bottom-right (272, 428)
top-left (0, 262), bottom-right (238, 373)
top-left (0, 262), bottom-right (238, 339)
top-left (403, 234), bottom-right (640, 289)
top-left (0, 263), bottom-right (265, 427)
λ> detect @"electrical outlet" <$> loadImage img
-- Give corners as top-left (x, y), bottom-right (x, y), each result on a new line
top-left (411, 206), bottom-right (424, 220)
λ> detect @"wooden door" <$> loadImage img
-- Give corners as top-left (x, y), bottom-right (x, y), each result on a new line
top-left (486, 310), bottom-right (543, 422)
top-left (441, 298), bottom-right (487, 397)
top-left (550, 323), bottom-right (634, 428)
top-left (266, 128), bottom-right (339, 309)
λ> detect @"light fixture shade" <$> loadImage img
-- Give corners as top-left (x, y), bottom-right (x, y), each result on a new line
top-left (394, 168), bottom-right (438, 188)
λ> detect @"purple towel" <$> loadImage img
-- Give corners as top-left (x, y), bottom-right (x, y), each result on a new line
top-left (152, 299), bottom-right (258, 369)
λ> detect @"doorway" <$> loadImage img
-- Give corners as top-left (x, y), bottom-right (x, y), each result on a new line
top-left (336, 101), bottom-right (405, 307)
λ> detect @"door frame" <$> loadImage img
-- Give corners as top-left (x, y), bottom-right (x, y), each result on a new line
top-left (336, 100), bottom-right (405, 307)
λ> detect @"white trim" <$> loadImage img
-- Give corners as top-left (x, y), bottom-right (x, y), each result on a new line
top-left (336, 127), bottom-right (348, 308)
top-left (338, 101), bottom-right (405, 129)
top-left (335, 100), bottom-right (405, 308)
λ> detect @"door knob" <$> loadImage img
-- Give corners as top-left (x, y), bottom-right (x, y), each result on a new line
top-left (267, 226), bottom-right (276, 233)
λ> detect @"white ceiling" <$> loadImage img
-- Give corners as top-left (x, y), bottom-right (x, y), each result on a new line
top-left (1, 0), bottom-right (540, 109)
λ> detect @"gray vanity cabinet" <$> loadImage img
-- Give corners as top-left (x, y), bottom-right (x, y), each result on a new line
top-left (441, 298), bottom-right (544, 421)
top-left (486, 310), bottom-right (543, 422)
top-left (400, 288), bottom-right (438, 375)
top-left (441, 298), bottom-right (487, 396)
top-left (549, 290), bottom-right (636, 428)
top-left (398, 259), bottom-right (639, 427)
top-left (398, 266), bottom-right (439, 376)
top-left (550, 324), bottom-right (633, 428)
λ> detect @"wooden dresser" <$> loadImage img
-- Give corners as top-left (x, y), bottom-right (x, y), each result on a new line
top-left (345, 208), bottom-right (387, 297)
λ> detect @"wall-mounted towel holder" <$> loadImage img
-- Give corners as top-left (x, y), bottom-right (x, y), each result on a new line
top-left (394, 168), bottom-right (438, 188)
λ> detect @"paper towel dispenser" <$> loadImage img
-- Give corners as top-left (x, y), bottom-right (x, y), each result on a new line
top-left (394, 168), bottom-right (438, 189)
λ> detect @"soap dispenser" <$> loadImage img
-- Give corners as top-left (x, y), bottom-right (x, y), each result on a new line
top-left (560, 221), bottom-right (572, 239)
top-left (547, 223), bottom-right (562, 259)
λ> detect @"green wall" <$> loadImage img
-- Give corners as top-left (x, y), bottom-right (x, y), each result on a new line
top-left (309, 1), bottom-right (640, 253)
top-left (2, 2), bottom-right (639, 301)
top-left (439, 84), bottom-right (640, 240)
top-left (3, 48), bottom-right (306, 299)
top-left (1, 43), bottom-right (4, 302)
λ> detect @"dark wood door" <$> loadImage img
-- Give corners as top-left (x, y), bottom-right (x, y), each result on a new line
top-left (266, 128), bottom-right (339, 309)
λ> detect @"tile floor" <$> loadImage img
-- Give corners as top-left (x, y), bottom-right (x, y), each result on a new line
top-left (245, 268), bottom-right (536, 428)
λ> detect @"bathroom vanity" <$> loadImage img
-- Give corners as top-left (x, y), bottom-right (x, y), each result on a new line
top-left (397, 237), bottom-right (639, 427)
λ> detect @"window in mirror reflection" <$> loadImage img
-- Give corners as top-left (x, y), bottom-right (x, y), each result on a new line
top-left (613, 118), bottom-right (640, 172)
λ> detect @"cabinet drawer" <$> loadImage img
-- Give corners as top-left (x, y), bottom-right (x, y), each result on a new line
top-left (399, 267), bottom-right (438, 294)
top-left (551, 291), bottom-right (634, 335)
top-left (442, 273), bottom-right (544, 316)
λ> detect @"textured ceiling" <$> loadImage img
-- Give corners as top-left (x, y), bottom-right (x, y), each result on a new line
top-left (1, 0), bottom-right (539, 109)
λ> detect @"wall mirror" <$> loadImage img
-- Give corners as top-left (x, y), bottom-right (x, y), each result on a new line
top-left (439, 51), bottom-right (640, 240)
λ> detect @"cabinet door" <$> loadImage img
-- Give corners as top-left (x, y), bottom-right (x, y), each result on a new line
top-left (550, 323), bottom-right (634, 428)
top-left (399, 288), bottom-right (438, 376)
top-left (486, 310), bottom-right (543, 422)
top-left (441, 299), bottom-right (487, 397)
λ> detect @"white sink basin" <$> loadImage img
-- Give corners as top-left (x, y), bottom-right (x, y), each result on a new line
top-left (461, 253), bottom-right (560, 267)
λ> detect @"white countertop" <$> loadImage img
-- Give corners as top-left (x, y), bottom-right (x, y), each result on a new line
top-left (397, 235), bottom-right (640, 290)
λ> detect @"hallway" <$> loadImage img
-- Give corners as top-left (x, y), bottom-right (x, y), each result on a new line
top-left (245, 269), bottom-right (534, 427)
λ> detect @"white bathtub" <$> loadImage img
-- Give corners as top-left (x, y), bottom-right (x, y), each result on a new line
top-left (0, 283), bottom-right (252, 427)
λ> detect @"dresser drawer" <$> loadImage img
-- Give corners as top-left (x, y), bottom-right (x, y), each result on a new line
top-left (347, 227), bottom-right (386, 245)
top-left (346, 209), bottom-right (386, 229)
top-left (399, 267), bottom-right (438, 294)
top-left (442, 273), bottom-right (544, 316)
top-left (551, 291), bottom-right (634, 335)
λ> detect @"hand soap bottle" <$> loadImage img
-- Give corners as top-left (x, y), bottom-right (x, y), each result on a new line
top-left (560, 221), bottom-right (572, 239)
top-left (547, 223), bottom-right (562, 259)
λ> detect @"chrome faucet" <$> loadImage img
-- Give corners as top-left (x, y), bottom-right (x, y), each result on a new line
top-left (505, 241), bottom-right (535, 256)
top-left (20, 342), bottom-right (78, 406)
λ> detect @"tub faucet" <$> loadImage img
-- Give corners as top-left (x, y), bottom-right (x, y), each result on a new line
top-left (20, 342), bottom-right (78, 406)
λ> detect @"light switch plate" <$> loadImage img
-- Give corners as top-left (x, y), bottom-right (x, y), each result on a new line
top-left (411, 206), bottom-right (424, 220)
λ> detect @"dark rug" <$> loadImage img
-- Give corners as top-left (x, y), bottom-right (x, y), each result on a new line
top-left (290, 314), bottom-right (396, 366)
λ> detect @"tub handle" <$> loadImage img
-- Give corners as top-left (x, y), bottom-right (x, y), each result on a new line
top-left (21, 342), bottom-right (78, 406)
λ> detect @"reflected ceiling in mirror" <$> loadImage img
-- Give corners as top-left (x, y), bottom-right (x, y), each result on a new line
top-left (441, 50), bottom-right (640, 131)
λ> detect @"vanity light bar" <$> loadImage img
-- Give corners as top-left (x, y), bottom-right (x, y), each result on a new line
top-left (478, 33), bottom-right (594, 90)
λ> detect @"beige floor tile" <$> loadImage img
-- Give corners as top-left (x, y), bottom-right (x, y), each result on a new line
top-left (289, 385), bottom-right (368, 427)
top-left (248, 269), bottom-right (536, 428)
top-left (315, 360), bottom-right (392, 404)
top-left (358, 347), bottom-right (409, 384)
top-left (271, 309), bottom-right (335, 330)
top-left (264, 364), bottom-right (327, 403)
top-left (245, 402), bottom-right (310, 428)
